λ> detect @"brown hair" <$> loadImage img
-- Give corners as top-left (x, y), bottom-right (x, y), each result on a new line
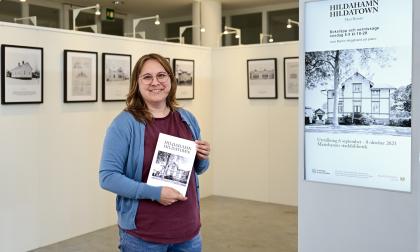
top-left (125, 53), bottom-right (178, 123)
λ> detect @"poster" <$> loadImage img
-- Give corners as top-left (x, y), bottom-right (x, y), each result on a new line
top-left (304, 0), bottom-right (412, 191)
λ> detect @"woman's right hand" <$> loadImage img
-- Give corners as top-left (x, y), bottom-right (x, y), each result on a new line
top-left (159, 187), bottom-right (187, 206)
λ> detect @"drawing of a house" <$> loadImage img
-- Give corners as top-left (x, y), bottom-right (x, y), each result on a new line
top-left (161, 155), bottom-right (190, 184)
top-left (249, 69), bottom-right (275, 79)
top-left (314, 108), bottom-right (326, 124)
top-left (177, 70), bottom-right (192, 83)
top-left (9, 61), bottom-right (33, 79)
top-left (326, 72), bottom-right (395, 124)
top-left (106, 67), bottom-right (129, 81)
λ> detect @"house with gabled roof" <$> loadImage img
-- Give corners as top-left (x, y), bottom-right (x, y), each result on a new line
top-left (9, 61), bottom-right (33, 79)
top-left (326, 72), bottom-right (395, 124)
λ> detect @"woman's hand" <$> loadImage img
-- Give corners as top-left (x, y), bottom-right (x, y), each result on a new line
top-left (159, 187), bottom-right (187, 206)
top-left (195, 140), bottom-right (210, 160)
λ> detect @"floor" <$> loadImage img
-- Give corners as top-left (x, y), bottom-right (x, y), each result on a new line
top-left (31, 196), bottom-right (297, 252)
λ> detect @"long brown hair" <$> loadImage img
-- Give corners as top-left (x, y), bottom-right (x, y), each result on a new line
top-left (125, 53), bottom-right (178, 123)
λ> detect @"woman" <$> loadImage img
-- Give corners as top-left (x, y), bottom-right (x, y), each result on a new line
top-left (99, 53), bottom-right (210, 252)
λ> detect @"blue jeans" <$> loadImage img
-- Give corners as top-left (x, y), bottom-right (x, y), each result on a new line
top-left (119, 229), bottom-right (202, 252)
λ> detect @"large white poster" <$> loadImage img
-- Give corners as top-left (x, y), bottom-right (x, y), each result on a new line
top-left (304, 0), bottom-right (412, 191)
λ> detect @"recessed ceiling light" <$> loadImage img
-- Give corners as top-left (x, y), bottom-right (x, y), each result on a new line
top-left (112, 0), bottom-right (124, 5)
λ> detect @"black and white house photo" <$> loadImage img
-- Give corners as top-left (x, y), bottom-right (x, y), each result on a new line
top-left (173, 59), bottom-right (194, 99)
top-left (247, 58), bottom-right (277, 99)
top-left (151, 151), bottom-right (190, 186)
top-left (304, 46), bottom-right (412, 191)
top-left (305, 47), bottom-right (411, 134)
top-left (102, 53), bottom-right (131, 101)
top-left (1, 44), bottom-right (43, 104)
top-left (64, 50), bottom-right (98, 102)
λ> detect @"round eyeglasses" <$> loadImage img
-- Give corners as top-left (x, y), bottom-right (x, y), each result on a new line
top-left (139, 72), bottom-right (170, 85)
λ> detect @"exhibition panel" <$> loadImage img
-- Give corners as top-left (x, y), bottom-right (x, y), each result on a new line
top-left (304, 0), bottom-right (412, 192)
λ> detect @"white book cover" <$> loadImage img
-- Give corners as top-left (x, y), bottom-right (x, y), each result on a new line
top-left (147, 133), bottom-right (197, 196)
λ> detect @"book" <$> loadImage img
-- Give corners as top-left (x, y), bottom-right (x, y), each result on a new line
top-left (146, 133), bottom-right (197, 196)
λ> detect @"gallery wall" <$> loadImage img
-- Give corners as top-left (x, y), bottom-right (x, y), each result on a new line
top-left (0, 22), bottom-right (213, 252)
top-left (298, 0), bottom-right (420, 251)
top-left (0, 21), bottom-right (301, 252)
top-left (212, 42), bottom-right (299, 206)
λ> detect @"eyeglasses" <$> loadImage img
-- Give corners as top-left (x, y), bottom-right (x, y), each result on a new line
top-left (139, 72), bottom-right (170, 85)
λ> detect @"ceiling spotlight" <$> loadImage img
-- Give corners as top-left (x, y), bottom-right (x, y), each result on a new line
top-left (287, 18), bottom-right (299, 29)
top-left (235, 34), bottom-right (240, 39)
top-left (20, 0), bottom-right (26, 2)
top-left (154, 16), bottom-right (160, 25)
top-left (132, 15), bottom-right (160, 38)
top-left (200, 27), bottom-right (205, 32)
top-left (95, 4), bottom-right (101, 15)
top-left (112, 0), bottom-right (124, 5)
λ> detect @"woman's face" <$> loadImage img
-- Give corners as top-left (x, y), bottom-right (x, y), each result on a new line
top-left (138, 59), bottom-right (171, 107)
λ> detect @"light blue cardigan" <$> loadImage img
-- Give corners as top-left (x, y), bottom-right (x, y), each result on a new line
top-left (99, 108), bottom-right (209, 230)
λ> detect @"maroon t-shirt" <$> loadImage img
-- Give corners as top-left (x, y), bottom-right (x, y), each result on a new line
top-left (126, 111), bottom-right (201, 243)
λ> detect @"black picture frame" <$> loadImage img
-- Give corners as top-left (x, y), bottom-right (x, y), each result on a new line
top-left (173, 58), bottom-right (194, 100)
top-left (283, 57), bottom-right (299, 99)
top-left (247, 58), bottom-right (278, 99)
top-left (64, 49), bottom-right (98, 103)
top-left (102, 53), bottom-right (132, 102)
top-left (1, 44), bottom-right (43, 104)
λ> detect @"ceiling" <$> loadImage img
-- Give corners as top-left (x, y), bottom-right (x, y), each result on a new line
top-left (57, 0), bottom-right (297, 18)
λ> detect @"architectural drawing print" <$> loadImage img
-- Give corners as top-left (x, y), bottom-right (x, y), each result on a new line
top-left (6, 61), bottom-right (40, 80)
top-left (105, 60), bottom-right (130, 82)
top-left (1, 44), bottom-right (43, 104)
top-left (175, 62), bottom-right (193, 86)
top-left (247, 58), bottom-right (277, 99)
top-left (71, 57), bottom-right (92, 96)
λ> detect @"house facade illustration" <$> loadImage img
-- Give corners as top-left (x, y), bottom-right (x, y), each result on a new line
top-left (8, 61), bottom-right (33, 79)
top-left (153, 154), bottom-right (190, 185)
top-left (176, 69), bottom-right (192, 84)
top-left (326, 72), bottom-right (395, 124)
top-left (249, 69), bottom-right (275, 79)
top-left (106, 67), bottom-right (129, 81)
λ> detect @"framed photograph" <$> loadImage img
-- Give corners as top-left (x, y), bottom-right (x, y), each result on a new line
top-left (102, 53), bottom-right (131, 102)
top-left (1, 44), bottom-right (43, 104)
top-left (247, 58), bottom-right (277, 99)
top-left (64, 50), bottom-right (98, 102)
top-left (173, 59), bottom-right (194, 100)
top-left (283, 57), bottom-right (299, 99)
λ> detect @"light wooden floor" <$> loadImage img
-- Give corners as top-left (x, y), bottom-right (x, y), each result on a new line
top-left (31, 196), bottom-right (297, 252)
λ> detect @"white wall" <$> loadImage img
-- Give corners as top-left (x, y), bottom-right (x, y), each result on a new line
top-left (298, 0), bottom-right (419, 251)
top-left (0, 21), bottom-right (300, 252)
top-left (0, 22), bottom-right (213, 252)
top-left (212, 42), bottom-right (299, 206)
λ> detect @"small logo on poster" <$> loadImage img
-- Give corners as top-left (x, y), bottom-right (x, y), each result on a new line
top-left (330, 0), bottom-right (379, 17)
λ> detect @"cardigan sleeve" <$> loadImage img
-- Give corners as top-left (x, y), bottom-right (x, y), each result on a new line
top-left (99, 113), bottom-right (161, 201)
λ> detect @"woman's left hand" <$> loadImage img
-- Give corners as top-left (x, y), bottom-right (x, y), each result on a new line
top-left (195, 140), bottom-right (210, 160)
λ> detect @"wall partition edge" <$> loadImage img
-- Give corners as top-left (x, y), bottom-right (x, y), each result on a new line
top-left (414, 1), bottom-right (420, 251)
top-left (298, 0), bottom-right (419, 252)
